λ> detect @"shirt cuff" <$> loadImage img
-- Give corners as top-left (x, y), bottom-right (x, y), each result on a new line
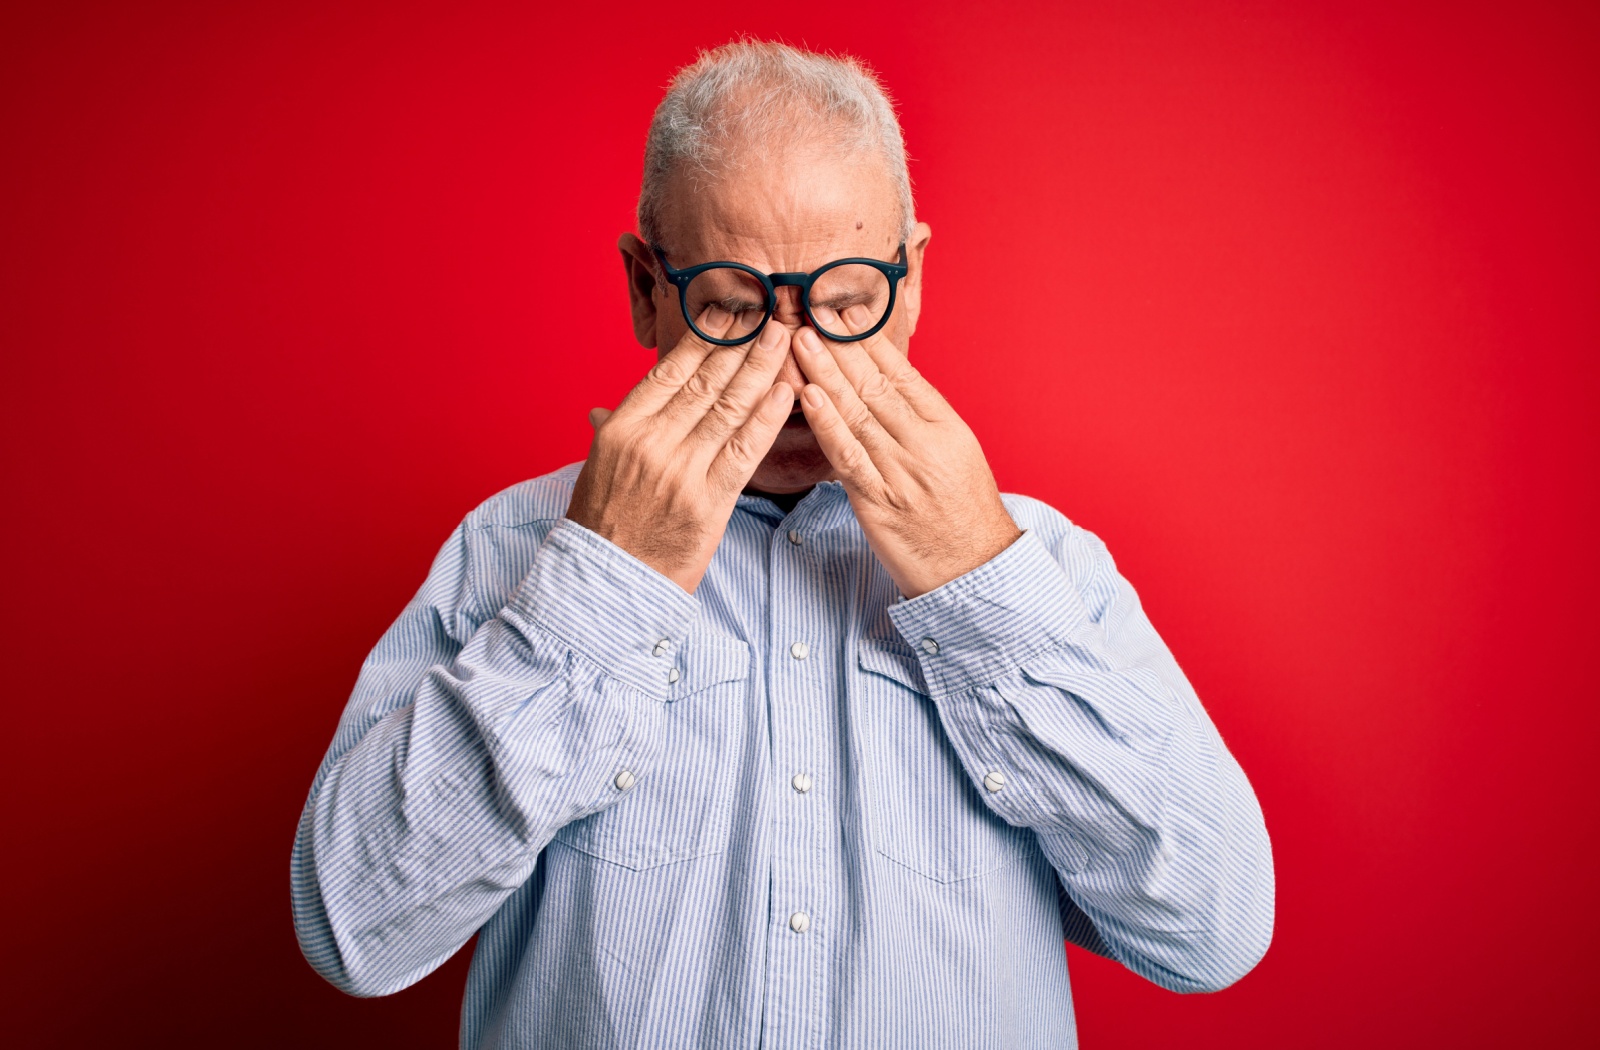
top-left (885, 528), bottom-right (1090, 696)
top-left (502, 517), bottom-right (700, 699)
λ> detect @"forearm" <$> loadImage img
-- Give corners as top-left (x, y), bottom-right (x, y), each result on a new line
top-left (292, 518), bottom-right (698, 996)
top-left (1034, 717), bottom-right (1274, 992)
top-left (888, 519), bottom-right (1274, 991)
top-left (971, 672), bottom-right (1273, 990)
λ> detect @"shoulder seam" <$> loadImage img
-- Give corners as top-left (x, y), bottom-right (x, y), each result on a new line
top-left (463, 514), bottom-right (564, 533)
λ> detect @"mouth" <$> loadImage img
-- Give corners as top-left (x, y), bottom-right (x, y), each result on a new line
top-left (784, 400), bottom-right (808, 426)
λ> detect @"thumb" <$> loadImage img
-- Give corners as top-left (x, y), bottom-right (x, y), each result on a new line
top-left (588, 407), bottom-right (613, 429)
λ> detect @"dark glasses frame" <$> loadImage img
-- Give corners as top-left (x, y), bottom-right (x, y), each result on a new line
top-left (650, 243), bottom-right (909, 347)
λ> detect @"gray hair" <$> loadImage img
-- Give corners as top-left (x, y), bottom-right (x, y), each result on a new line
top-left (637, 40), bottom-right (915, 252)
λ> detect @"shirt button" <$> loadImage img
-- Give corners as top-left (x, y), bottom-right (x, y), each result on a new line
top-left (983, 770), bottom-right (1007, 793)
top-left (921, 637), bottom-right (940, 655)
top-left (789, 911), bottom-right (811, 933)
top-left (791, 773), bottom-right (812, 793)
top-left (790, 641), bottom-right (809, 660)
top-left (615, 769), bottom-right (636, 791)
top-left (652, 639), bottom-right (670, 657)
top-left (787, 529), bottom-right (803, 545)
top-left (667, 667), bottom-right (680, 684)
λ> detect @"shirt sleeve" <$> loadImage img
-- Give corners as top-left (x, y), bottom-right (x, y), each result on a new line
top-left (885, 521), bottom-right (1275, 993)
top-left (290, 516), bottom-right (700, 997)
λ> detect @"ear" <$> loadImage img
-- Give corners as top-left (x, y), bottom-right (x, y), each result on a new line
top-left (898, 222), bottom-right (932, 340)
top-left (618, 232), bottom-right (661, 349)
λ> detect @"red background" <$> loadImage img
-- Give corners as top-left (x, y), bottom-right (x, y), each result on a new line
top-left (3, 1), bottom-right (1595, 1045)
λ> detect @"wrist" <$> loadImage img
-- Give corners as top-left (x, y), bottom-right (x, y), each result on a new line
top-left (894, 521), bottom-right (1024, 599)
top-left (562, 510), bottom-right (708, 596)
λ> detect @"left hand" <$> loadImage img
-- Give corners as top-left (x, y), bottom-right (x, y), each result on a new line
top-left (793, 305), bottom-right (1023, 599)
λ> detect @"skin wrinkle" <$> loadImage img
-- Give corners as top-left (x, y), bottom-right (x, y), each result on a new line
top-left (582, 112), bottom-right (1021, 599)
top-left (627, 142), bottom-right (922, 497)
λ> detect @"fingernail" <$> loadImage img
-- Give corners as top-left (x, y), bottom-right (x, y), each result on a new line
top-left (702, 305), bottom-right (729, 329)
top-left (845, 304), bottom-right (872, 328)
top-left (803, 385), bottom-right (824, 408)
top-left (758, 321), bottom-right (785, 349)
top-left (796, 328), bottom-right (820, 353)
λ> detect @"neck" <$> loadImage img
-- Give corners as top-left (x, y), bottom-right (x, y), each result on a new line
top-left (746, 484), bottom-right (814, 515)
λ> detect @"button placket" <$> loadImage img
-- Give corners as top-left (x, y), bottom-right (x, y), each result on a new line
top-left (769, 517), bottom-right (826, 1006)
top-left (761, 496), bottom-right (848, 1050)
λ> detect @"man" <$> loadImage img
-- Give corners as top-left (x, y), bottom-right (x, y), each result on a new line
top-left (292, 40), bottom-right (1273, 1049)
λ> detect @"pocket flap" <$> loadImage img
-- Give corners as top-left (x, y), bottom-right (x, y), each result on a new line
top-left (666, 632), bottom-right (750, 701)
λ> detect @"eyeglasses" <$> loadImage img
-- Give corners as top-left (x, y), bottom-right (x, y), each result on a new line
top-left (650, 243), bottom-right (909, 347)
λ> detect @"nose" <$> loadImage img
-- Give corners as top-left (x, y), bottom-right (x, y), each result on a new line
top-left (765, 288), bottom-right (809, 400)
top-left (774, 347), bottom-right (807, 400)
top-left (770, 286), bottom-right (807, 330)
top-left (751, 287), bottom-right (804, 400)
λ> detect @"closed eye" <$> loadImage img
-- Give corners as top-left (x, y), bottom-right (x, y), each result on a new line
top-left (811, 291), bottom-right (878, 312)
top-left (716, 297), bottom-right (767, 313)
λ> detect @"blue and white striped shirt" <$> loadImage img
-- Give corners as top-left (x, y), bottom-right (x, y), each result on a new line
top-left (291, 461), bottom-right (1274, 1049)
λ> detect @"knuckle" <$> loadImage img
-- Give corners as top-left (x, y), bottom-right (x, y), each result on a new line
top-left (723, 431), bottom-right (757, 468)
top-left (841, 402), bottom-right (874, 432)
top-left (887, 360), bottom-right (922, 388)
top-left (695, 397), bottom-right (740, 440)
top-left (649, 357), bottom-right (689, 387)
top-left (684, 368), bottom-right (719, 401)
top-left (835, 443), bottom-right (869, 475)
top-left (861, 371), bottom-right (894, 401)
top-left (710, 391), bottom-right (744, 424)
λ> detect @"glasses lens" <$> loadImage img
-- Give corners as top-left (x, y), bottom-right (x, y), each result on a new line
top-left (808, 264), bottom-right (892, 340)
top-left (685, 266), bottom-right (770, 343)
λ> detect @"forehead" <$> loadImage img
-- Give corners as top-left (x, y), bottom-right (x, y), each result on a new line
top-left (658, 147), bottom-right (900, 272)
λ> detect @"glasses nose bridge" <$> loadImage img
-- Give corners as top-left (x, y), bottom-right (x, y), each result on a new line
top-left (766, 273), bottom-right (809, 324)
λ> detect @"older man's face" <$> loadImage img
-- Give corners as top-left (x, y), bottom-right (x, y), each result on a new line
top-left (621, 145), bottom-right (931, 495)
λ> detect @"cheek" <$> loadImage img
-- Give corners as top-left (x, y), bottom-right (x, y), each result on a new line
top-left (884, 306), bottom-right (913, 354)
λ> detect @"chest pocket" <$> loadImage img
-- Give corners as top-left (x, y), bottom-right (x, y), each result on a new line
top-left (858, 639), bottom-right (1033, 884)
top-left (553, 632), bottom-right (750, 871)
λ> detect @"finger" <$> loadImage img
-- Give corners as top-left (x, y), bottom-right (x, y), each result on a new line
top-left (708, 381), bottom-right (793, 495)
top-left (651, 312), bottom-right (778, 437)
top-left (612, 305), bottom-right (742, 420)
top-left (588, 407), bottom-right (613, 429)
top-left (798, 381), bottom-right (884, 491)
top-left (686, 320), bottom-right (793, 454)
top-left (823, 302), bottom-right (949, 422)
top-left (806, 305), bottom-right (926, 440)
top-left (793, 325), bottom-right (897, 454)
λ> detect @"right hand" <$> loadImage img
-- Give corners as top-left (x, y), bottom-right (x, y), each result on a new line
top-left (565, 307), bottom-right (795, 594)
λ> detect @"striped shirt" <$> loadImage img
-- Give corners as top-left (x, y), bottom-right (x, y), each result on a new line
top-left (291, 461), bottom-right (1274, 1049)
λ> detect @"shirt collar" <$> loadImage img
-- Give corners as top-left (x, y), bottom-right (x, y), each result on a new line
top-left (735, 479), bottom-right (851, 528)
